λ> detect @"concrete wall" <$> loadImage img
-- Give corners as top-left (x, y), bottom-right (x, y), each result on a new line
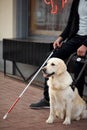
top-left (0, 0), bottom-right (16, 40)
top-left (0, 0), bottom-right (16, 73)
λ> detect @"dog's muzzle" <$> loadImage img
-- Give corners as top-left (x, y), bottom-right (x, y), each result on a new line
top-left (42, 68), bottom-right (55, 78)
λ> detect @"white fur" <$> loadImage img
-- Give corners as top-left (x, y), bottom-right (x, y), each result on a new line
top-left (43, 58), bottom-right (87, 125)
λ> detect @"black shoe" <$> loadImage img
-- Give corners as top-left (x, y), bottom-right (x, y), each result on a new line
top-left (29, 98), bottom-right (50, 109)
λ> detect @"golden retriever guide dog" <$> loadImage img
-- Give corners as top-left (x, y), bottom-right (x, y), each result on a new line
top-left (42, 58), bottom-right (87, 125)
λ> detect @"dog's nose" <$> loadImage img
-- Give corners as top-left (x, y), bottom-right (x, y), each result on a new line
top-left (42, 67), bottom-right (46, 73)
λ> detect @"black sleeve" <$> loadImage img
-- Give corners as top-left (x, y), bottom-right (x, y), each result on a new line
top-left (59, 0), bottom-right (75, 40)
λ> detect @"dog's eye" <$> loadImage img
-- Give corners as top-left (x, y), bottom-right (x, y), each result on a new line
top-left (51, 63), bottom-right (55, 66)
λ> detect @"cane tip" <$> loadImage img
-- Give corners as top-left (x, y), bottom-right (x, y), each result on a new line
top-left (3, 113), bottom-right (8, 120)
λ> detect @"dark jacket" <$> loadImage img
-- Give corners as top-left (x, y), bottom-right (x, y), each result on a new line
top-left (60, 0), bottom-right (87, 47)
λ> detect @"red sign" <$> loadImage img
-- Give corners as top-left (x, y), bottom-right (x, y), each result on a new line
top-left (62, 0), bottom-right (68, 8)
top-left (44, 0), bottom-right (68, 14)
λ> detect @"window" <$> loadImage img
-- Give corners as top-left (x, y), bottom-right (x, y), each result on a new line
top-left (29, 0), bottom-right (73, 36)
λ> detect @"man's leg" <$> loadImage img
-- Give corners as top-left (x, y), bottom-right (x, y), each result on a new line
top-left (30, 78), bottom-right (50, 109)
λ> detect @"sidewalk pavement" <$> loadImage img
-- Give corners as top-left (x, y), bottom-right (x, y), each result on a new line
top-left (0, 72), bottom-right (87, 130)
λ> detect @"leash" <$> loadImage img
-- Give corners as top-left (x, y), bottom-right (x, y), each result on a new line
top-left (67, 53), bottom-right (87, 90)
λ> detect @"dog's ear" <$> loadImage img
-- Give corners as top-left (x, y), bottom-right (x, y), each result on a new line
top-left (57, 61), bottom-right (67, 75)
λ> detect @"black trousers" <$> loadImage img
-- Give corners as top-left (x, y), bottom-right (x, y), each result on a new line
top-left (44, 35), bottom-right (87, 101)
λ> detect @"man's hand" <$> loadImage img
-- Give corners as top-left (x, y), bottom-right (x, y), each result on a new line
top-left (53, 36), bottom-right (63, 49)
top-left (77, 45), bottom-right (87, 56)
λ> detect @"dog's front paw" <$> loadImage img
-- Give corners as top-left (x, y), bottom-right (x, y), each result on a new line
top-left (46, 117), bottom-right (54, 124)
top-left (63, 117), bottom-right (71, 125)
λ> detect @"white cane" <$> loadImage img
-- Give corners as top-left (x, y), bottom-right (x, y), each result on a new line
top-left (3, 49), bottom-right (55, 119)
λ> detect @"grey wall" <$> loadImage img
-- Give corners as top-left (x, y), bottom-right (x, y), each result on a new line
top-left (0, 41), bottom-right (3, 72)
top-left (16, 0), bottom-right (29, 38)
